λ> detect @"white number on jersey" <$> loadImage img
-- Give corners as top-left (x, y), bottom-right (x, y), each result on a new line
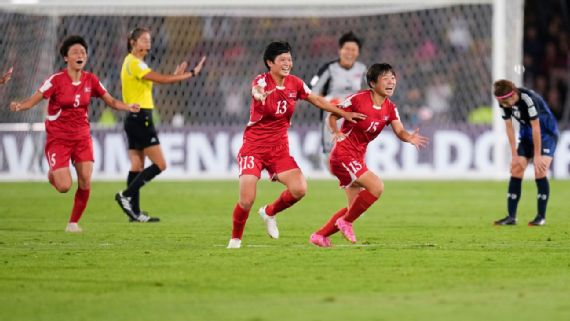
top-left (238, 156), bottom-right (255, 175)
top-left (346, 160), bottom-right (362, 173)
top-left (73, 94), bottom-right (81, 108)
top-left (48, 152), bottom-right (56, 169)
top-left (365, 121), bottom-right (380, 133)
top-left (276, 100), bottom-right (287, 115)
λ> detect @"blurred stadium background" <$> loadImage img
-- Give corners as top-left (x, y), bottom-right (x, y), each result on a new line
top-left (0, 0), bottom-right (568, 180)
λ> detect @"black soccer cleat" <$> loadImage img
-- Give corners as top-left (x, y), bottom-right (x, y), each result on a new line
top-left (129, 211), bottom-right (160, 223)
top-left (115, 192), bottom-right (138, 221)
top-left (494, 216), bottom-right (517, 226)
top-left (528, 215), bottom-right (545, 226)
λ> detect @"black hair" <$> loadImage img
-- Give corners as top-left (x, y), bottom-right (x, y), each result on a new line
top-left (127, 27), bottom-right (150, 53)
top-left (263, 41), bottom-right (292, 70)
top-left (366, 63), bottom-right (396, 88)
top-left (339, 31), bottom-right (362, 50)
top-left (59, 35), bottom-right (88, 58)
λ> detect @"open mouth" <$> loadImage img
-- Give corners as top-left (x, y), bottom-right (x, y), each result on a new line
top-left (76, 60), bottom-right (84, 65)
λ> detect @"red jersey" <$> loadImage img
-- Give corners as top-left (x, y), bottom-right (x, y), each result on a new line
top-left (332, 90), bottom-right (400, 157)
top-left (39, 70), bottom-right (107, 140)
top-left (242, 73), bottom-right (311, 149)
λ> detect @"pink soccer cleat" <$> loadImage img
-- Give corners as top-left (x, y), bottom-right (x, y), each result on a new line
top-left (335, 218), bottom-right (357, 243)
top-left (309, 233), bottom-right (332, 248)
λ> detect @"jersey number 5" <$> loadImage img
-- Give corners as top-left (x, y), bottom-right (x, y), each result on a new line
top-left (276, 100), bottom-right (287, 115)
top-left (73, 94), bottom-right (81, 108)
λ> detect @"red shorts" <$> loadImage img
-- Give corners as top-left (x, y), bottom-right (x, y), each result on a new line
top-left (329, 154), bottom-right (368, 188)
top-left (45, 136), bottom-right (94, 171)
top-left (237, 143), bottom-right (299, 180)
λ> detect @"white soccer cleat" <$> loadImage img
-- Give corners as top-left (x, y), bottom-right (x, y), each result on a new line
top-left (227, 238), bottom-right (242, 249)
top-left (65, 222), bottom-right (82, 233)
top-left (259, 205), bottom-right (279, 239)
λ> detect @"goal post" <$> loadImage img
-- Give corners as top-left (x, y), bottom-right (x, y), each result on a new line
top-left (3, 0), bottom-right (558, 180)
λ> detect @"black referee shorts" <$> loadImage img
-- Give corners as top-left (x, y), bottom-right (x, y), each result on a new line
top-left (124, 109), bottom-right (160, 150)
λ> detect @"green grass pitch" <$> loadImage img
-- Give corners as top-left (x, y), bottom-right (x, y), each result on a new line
top-left (1, 179), bottom-right (569, 321)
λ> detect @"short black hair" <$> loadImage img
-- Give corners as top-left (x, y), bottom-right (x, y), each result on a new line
top-left (366, 63), bottom-right (396, 88)
top-left (59, 35), bottom-right (88, 58)
top-left (263, 41), bottom-right (292, 69)
top-left (127, 27), bottom-right (150, 53)
top-left (339, 31), bottom-right (362, 50)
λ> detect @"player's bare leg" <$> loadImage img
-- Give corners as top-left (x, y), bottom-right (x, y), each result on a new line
top-left (143, 145), bottom-right (167, 171)
top-left (50, 167), bottom-right (73, 193)
top-left (228, 174), bottom-right (259, 248)
top-left (336, 171), bottom-right (382, 243)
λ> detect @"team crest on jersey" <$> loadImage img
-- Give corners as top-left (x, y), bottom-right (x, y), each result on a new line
top-left (84, 87), bottom-right (91, 93)
top-left (384, 116), bottom-right (389, 121)
top-left (288, 91), bottom-right (297, 98)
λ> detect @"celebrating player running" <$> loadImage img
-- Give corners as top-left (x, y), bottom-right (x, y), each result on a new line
top-left (227, 41), bottom-right (366, 249)
top-left (310, 63), bottom-right (428, 247)
top-left (9, 35), bottom-right (139, 232)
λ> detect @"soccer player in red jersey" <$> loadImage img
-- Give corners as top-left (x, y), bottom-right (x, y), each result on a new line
top-left (9, 35), bottom-right (140, 232)
top-left (310, 63), bottom-right (429, 247)
top-left (227, 41), bottom-right (366, 249)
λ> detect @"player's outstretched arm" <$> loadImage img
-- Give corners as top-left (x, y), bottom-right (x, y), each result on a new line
top-left (0, 67), bottom-right (13, 85)
top-left (143, 56), bottom-right (206, 84)
top-left (391, 120), bottom-right (429, 149)
top-left (306, 93), bottom-right (366, 123)
top-left (9, 91), bottom-right (44, 112)
top-left (101, 92), bottom-right (140, 113)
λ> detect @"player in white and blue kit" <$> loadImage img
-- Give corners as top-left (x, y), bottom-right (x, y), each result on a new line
top-left (493, 79), bottom-right (559, 226)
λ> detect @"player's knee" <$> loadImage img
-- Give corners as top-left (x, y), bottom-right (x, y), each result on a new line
top-left (238, 198), bottom-right (255, 211)
top-left (155, 161), bottom-right (167, 171)
top-left (534, 168), bottom-right (548, 179)
top-left (289, 184), bottom-right (307, 200)
top-left (55, 182), bottom-right (72, 193)
top-left (368, 180), bottom-right (384, 198)
top-left (511, 166), bottom-right (524, 177)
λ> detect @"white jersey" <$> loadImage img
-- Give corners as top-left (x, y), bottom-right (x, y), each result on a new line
top-left (310, 60), bottom-right (367, 103)
top-left (310, 60), bottom-right (367, 154)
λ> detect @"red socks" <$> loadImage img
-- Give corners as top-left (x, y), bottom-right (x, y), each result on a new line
top-left (69, 188), bottom-right (90, 223)
top-left (232, 203), bottom-right (251, 239)
top-left (344, 190), bottom-right (378, 222)
top-left (316, 207), bottom-right (348, 237)
top-left (266, 190), bottom-right (299, 216)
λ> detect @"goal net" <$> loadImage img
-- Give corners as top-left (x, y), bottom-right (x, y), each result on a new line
top-left (3, 0), bottom-right (560, 180)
